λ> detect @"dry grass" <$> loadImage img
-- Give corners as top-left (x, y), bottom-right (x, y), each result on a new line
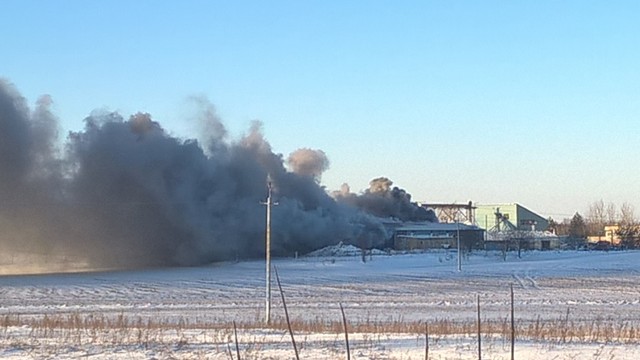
top-left (2, 311), bottom-right (638, 346)
top-left (1, 310), bottom-right (637, 360)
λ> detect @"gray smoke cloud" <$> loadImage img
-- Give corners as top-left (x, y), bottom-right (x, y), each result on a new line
top-left (4, 79), bottom-right (427, 271)
top-left (333, 177), bottom-right (438, 223)
top-left (286, 148), bottom-right (329, 181)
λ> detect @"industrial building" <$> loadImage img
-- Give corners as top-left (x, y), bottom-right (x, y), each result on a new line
top-left (420, 202), bottom-right (559, 251)
top-left (475, 203), bottom-right (548, 232)
top-left (476, 203), bottom-right (558, 250)
top-left (393, 222), bottom-right (484, 251)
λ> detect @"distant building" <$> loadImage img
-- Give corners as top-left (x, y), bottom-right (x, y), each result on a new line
top-left (475, 203), bottom-right (548, 232)
top-left (604, 224), bottom-right (622, 245)
top-left (485, 230), bottom-right (561, 251)
top-left (393, 222), bottom-right (484, 251)
top-left (587, 224), bottom-right (625, 245)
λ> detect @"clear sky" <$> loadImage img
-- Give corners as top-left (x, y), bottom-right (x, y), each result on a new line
top-left (3, 1), bottom-right (639, 220)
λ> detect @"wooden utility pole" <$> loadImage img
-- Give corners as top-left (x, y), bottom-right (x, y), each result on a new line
top-left (262, 175), bottom-right (277, 324)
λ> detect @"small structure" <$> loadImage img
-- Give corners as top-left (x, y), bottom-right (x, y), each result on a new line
top-left (587, 224), bottom-right (622, 245)
top-left (587, 224), bottom-right (640, 247)
top-left (485, 230), bottom-right (561, 251)
top-left (420, 201), bottom-right (476, 225)
top-left (393, 222), bottom-right (484, 251)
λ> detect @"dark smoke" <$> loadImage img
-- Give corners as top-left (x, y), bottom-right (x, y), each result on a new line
top-left (333, 177), bottom-right (438, 223)
top-left (0, 79), bottom-right (434, 271)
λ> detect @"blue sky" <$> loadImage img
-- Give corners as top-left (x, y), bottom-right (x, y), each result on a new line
top-left (3, 1), bottom-right (639, 219)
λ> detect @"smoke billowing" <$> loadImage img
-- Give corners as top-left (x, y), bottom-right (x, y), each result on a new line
top-left (286, 148), bottom-right (329, 182)
top-left (0, 79), bottom-right (435, 271)
top-left (334, 177), bottom-right (438, 223)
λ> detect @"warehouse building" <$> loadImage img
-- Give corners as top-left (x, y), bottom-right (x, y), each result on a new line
top-left (475, 203), bottom-right (548, 232)
top-left (393, 222), bottom-right (484, 251)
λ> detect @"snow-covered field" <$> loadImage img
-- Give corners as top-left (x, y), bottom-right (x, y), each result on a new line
top-left (1, 248), bottom-right (640, 359)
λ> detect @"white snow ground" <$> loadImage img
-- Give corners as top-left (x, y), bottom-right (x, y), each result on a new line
top-left (1, 248), bottom-right (640, 359)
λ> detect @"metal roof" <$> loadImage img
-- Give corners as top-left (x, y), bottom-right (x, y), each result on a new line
top-left (395, 222), bottom-right (482, 232)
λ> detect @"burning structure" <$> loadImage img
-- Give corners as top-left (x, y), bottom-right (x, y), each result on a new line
top-left (0, 79), bottom-right (435, 271)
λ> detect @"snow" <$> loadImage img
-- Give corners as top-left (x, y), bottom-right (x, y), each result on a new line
top-left (486, 229), bottom-right (559, 241)
top-left (1, 249), bottom-right (640, 359)
top-left (305, 241), bottom-right (388, 257)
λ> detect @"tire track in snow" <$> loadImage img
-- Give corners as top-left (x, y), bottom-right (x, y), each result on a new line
top-left (512, 273), bottom-right (540, 290)
top-left (525, 269), bottom-right (540, 290)
top-left (512, 274), bottom-right (526, 289)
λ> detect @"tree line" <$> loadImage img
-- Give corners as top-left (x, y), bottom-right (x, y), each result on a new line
top-left (547, 200), bottom-right (640, 249)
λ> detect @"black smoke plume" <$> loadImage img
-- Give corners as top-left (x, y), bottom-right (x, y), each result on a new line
top-left (0, 79), bottom-right (433, 271)
top-left (333, 177), bottom-right (438, 223)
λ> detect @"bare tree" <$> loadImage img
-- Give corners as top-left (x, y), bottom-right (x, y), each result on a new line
top-left (620, 202), bottom-right (636, 226)
top-left (606, 202), bottom-right (617, 224)
top-left (511, 230), bottom-right (532, 258)
top-left (618, 203), bottom-right (638, 249)
top-left (588, 200), bottom-right (605, 222)
top-left (587, 200), bottom-right (606, 237)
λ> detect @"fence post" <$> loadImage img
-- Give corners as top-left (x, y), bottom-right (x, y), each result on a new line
top-left (425, 322), bottom-right (429, 360)
top-left (511, 284), bottom-right (515, 360)
top-left (477, 294), bottom-right (482, 360)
